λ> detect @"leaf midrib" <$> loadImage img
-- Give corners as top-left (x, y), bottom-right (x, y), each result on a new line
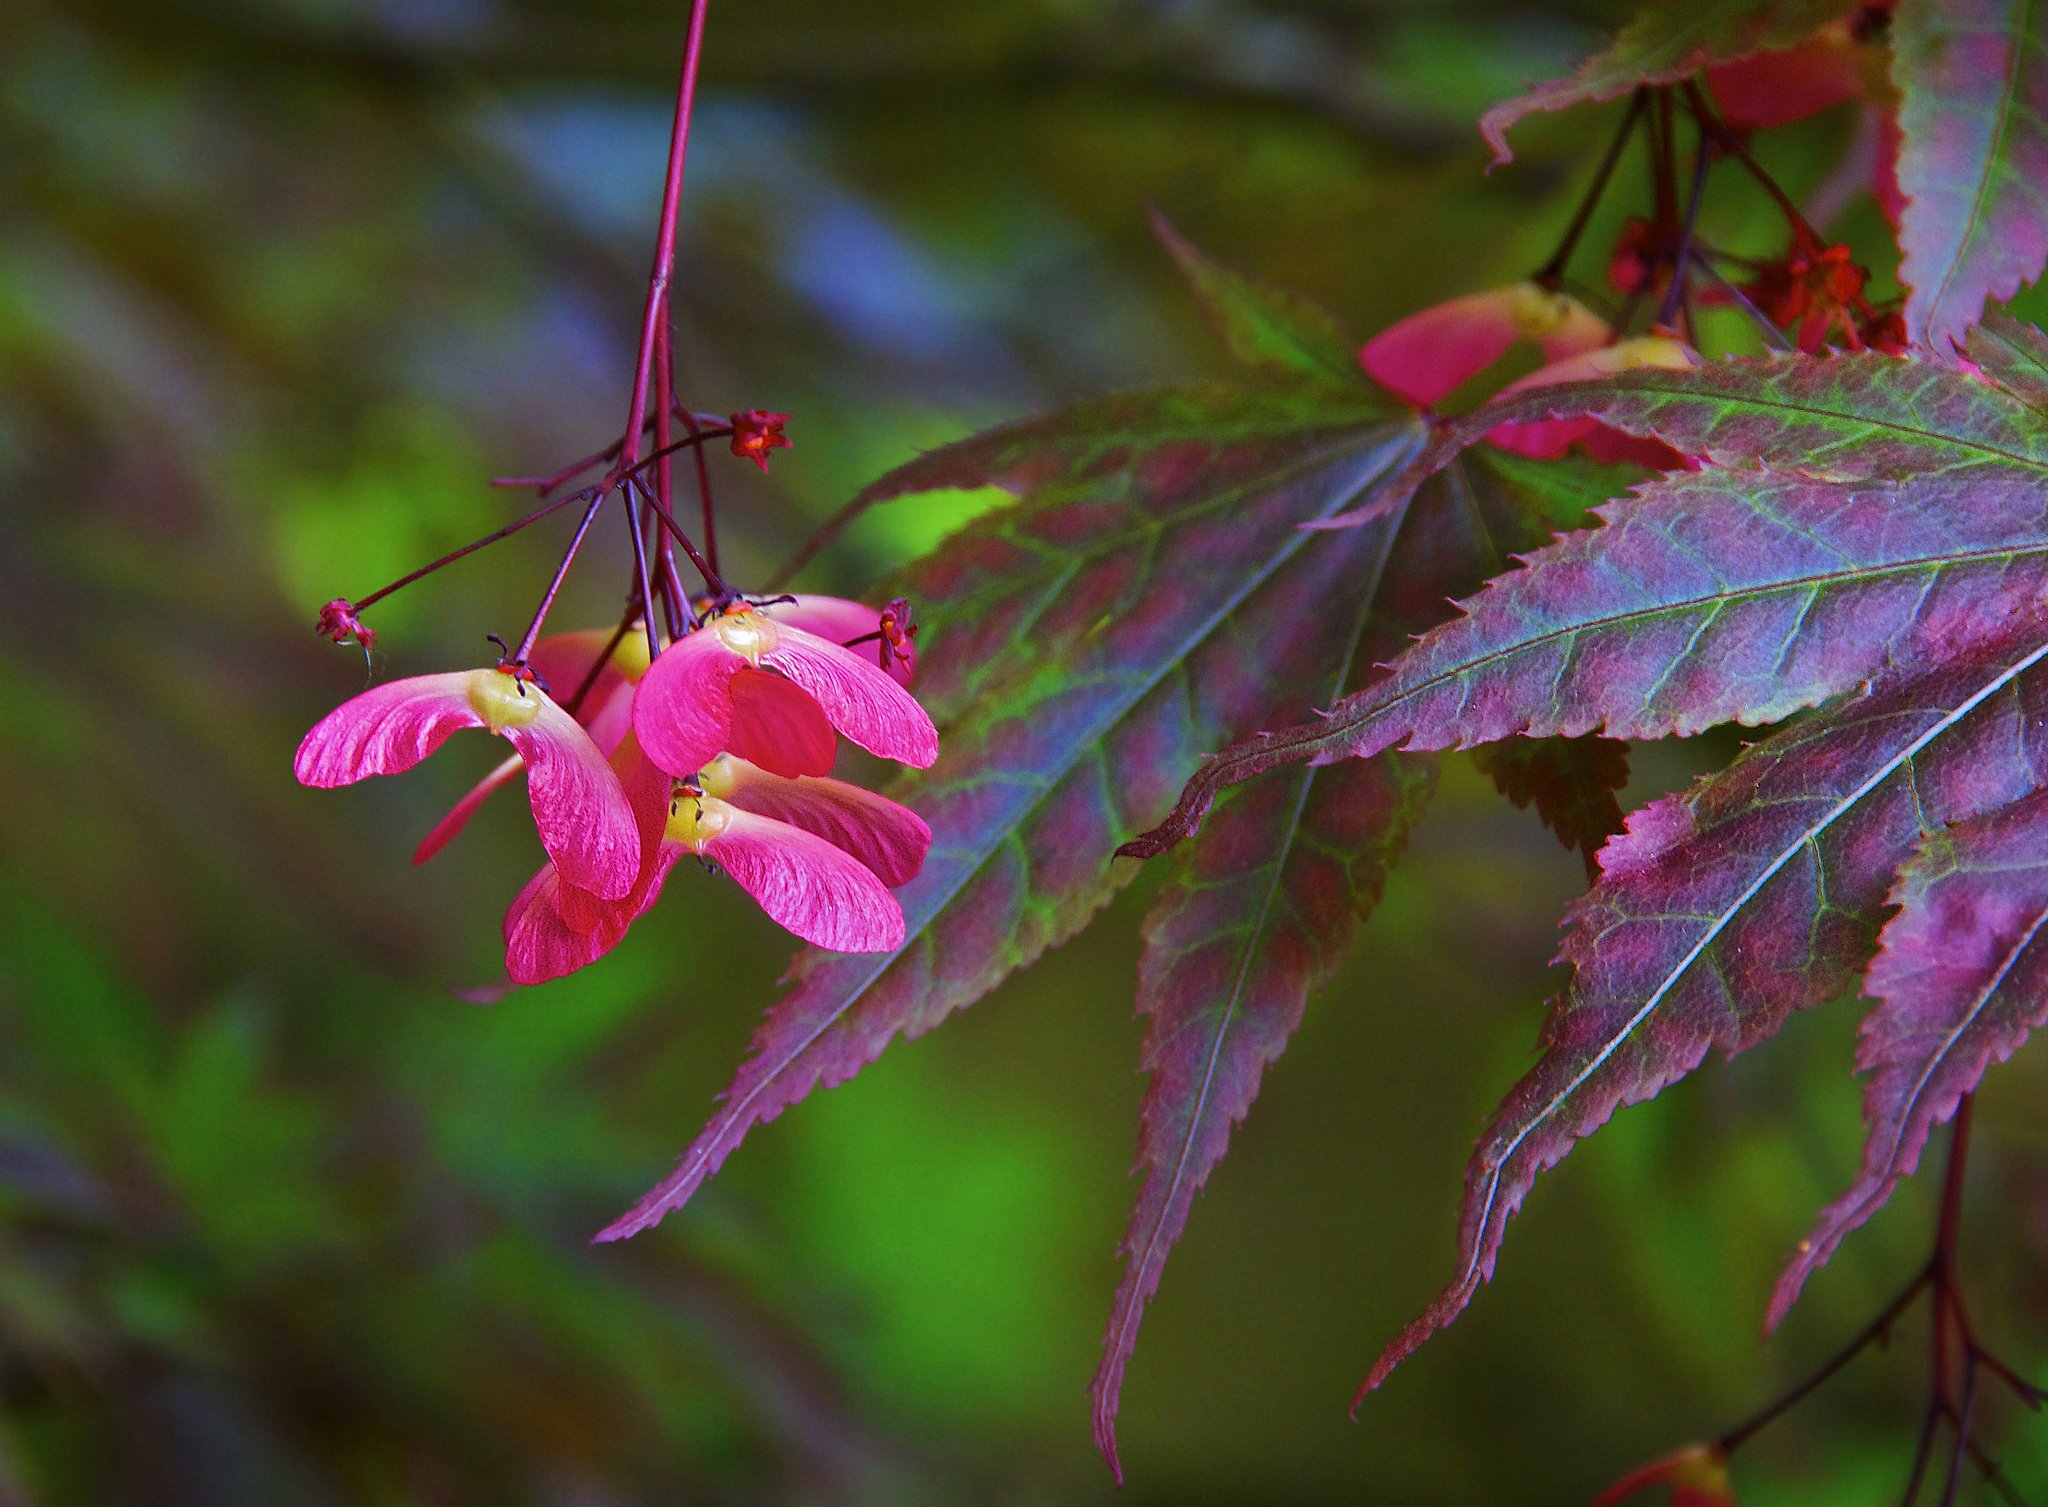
top-left (1326, 536), bottom-right (2048, 752)
top-left (1102, 493), bottom-right (1407, 1384)
top-left (1530, 371), bottom-right (2048, 474)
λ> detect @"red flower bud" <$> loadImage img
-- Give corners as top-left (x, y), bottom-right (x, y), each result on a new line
top-left (729, 409), bottom-right (793, 472)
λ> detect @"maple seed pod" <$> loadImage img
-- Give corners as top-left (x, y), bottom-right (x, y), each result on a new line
top-left (665, 788), bottom-right (733, 850)
top-left (465, 667), bottom-right (543, 732)
top-left (711, 606), bottom-right (778, 663)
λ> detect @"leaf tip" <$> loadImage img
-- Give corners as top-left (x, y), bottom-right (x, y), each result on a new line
top-left (1090, 1404), bottom-right (1127, 1487)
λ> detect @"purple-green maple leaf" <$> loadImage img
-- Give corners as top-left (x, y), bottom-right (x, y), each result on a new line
top-left (1477, 0), bottom-right (1862, 166)
top-left (1097, 733), bottom-right (1432, 1482)
top-left (1893, 0), bottom-right (2048, 352)
top-left (1366, 621), bottom-right (2048, 1394)
top-left (1126, 456), bottom-right (2048, 855)
top-left (1107, 348), bottom-right (2048, 1392)
top-left (1088, 444), bottom-right (1619, 1477)
top-left (596, 388), bottom-right (1426, 1242)
top-left (1770, 785), bottom-right (2048, 1322)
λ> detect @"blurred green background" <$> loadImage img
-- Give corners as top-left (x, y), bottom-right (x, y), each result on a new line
top-left (4, 0), bottom-right (2047, 1501)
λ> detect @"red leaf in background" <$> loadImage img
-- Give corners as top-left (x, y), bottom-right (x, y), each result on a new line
top-left (1593, 1442), bottom-right (1737, 1507)
top-left (1705, 20), bottom-right (1875, 127)
top-left (1478, 0), bottom-right (1868, 166)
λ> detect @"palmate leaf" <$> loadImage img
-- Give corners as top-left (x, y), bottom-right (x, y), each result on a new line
top-left (1089, 445), bottom-right (1626, 1477)
top-left (1771, 785), bottom-right (2048, 1322)
top-left (1366, 623), bottom-right (2048, 1392)
top-left (1893, 0), bottom-right (2048, 352)
top-left (1477, 0), bottom-right (1863, 165)
top-left (1113, 346), bottom-right (2048, 1392)
top-left (596, 387), bottom-right (1428, 1242)
top-left (1096, 605), bottom-right (1434, 1484)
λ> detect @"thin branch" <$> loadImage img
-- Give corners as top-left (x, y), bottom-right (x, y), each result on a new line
top-left (352, 486), bottom-right (593, 611)
top-left (1536, 89), bottom-right (1646, 286)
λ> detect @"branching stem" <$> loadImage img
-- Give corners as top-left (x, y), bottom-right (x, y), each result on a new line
top-left (1687, 248), bottom-right (1796, 352)
top-left (510, 490), bottom-right (607, 663)
top-left (633, 475), bottom-right (726, 600)
top-left (1682, 82), bottom-right (1822, 250)
top-left (351, 487), bottom-right (593, 613)
top-left (1705, 1098), bottom-right (2039, 1507)
top-left (1537, 89), bottom-right (1646, 286)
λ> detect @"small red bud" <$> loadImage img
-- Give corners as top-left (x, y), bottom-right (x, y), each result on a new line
top-left (315, 598), bottom-right (376, 653)
top-left (729, 409), bottom-right (793, 472)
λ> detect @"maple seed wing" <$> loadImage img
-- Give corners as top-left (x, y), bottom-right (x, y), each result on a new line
top-left (504, 849), bottom-right (680, 987)
top-left (293, 670), bottom-right (484, 786)
top-left (499, 696), bottom-right (643, 901)
top-left (503, 864), bottom-right (609, 987)
top-left (763, 622), bottom-right (939, 768)
top-left (709, 808), bottom-right (908, 953)
top-left (725, 669), bottom-right (839, 778)
top-left (761, 595), bottom-right (918, 686)
top-left (717, 766), bottom-right (932, 888)
top-left (634, 632), bottom-right (744, 778)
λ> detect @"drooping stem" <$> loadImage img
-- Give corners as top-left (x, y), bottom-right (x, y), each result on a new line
top-left (491, 410), bottom-right (732, 494)
top-left (679, 403), bottom-right (719, 577)
top-left (620, 490), bottom-right (662, 665)
top-left (1656, 126), bottom-right (1712, 336)
top-left (510, 490), bottom-right (607, 663)
top-left (594, 425), bottom-right (737, 486)
top-left (352, 487), bottom-right (594, 612)
top-left (1650, 88), bottom-right (1678, 233)
top-left (1682, 82), bottom-right (1822, 250)
top-left (634, 475), bottom-right (726, 599)
top-left (649, 294), bottom-right (687, 618)
top-left (613, 0), bottom-right (707, 639)
top-left (1537, 88), bottom-right (1647, 286)
top-left (491, 435), bottom-right (629, 495)
top-left (615, 0), bottom-right (709, 473)
top-left (1687, 247), bottom-right (1796, 352)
